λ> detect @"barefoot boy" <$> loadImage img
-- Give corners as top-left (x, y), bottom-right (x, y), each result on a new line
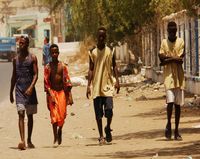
top-left (44, 44), bottom-right (73, 145)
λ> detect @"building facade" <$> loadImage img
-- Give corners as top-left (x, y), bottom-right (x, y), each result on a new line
top-left (7, 7), bottom-right (51, 48)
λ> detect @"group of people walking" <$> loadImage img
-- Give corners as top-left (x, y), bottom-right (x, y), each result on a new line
top-left (9, 21), bottom-right (185, 150)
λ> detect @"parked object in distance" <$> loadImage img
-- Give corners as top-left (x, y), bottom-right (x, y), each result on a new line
top-left (0, 37), bottom-right (17, 62)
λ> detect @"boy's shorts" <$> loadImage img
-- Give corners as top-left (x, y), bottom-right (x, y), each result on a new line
top-left (166, 88), bottom-right (184, 106)
top-left (16, 104), bottom-right (37, 115)
top-left (93, 97), bottom-right (113, 119)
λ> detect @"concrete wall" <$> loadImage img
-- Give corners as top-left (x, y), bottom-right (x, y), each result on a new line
top-left (185, 76), bottom-right (200, 94)
top-left (145, 66), bottom-right (163, 83)
top-left (145, 66), bottom-right (200, 95)
top-left (115, 42), bottom-right (129, 63)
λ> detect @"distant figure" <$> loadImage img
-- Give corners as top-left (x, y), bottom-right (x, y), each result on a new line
top-left (159, 21), bottom-right (185, 140)
top-left (28, 34), bottom-right (34, 48)
top-left (86, 27), bottom-right (120, 145)
top-left (44, 44), bottom-right (73, 146)
top-left (42, 37), bottom-right (51, 66)
top-left (10, 36), bottom-right (38, 150)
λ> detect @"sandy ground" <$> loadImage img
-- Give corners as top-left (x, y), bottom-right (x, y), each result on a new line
top-left (0, 49), bottom-right (200, 159)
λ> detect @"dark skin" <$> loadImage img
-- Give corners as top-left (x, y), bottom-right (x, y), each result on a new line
top-left (47, 46), bottom-right (73, 145)
top-left (86, 30), bottom-right (120, 98)
top-left (86, 29), bottom-right (120, 139)
top-left (10, 37), bottom-right (38, 149)
top-left (159, 25), bottom-right (185, 66)
top-left (159, 24), bottom-right (183, 140)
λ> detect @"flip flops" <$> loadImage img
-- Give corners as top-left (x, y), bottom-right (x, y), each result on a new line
top-left (98, 137), bottom-right (106, 145)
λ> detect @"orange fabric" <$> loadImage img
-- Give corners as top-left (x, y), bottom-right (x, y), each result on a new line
top-left (44, 62), bottom-right (72, 126)
top-left (44, 62), bottom-right (72, 92)
top-left (47, 90), bottom-right (67, 126)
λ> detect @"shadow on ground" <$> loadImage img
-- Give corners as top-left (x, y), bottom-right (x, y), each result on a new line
top-left (129, 105), bottom-right (200, 119)
top-left (93, 140), bottom-right (200, 158)
top-left (181, 119), bottom-right (200, 124)
top-left (113, 128), bottom-right (200, 140)
top-left (130, 107), bottom-right (165, 118)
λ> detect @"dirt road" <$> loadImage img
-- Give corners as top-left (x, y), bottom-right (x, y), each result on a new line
top-left (0, 48), bottom-right (199, 159)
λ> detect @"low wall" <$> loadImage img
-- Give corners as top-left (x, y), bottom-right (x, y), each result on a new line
top-left (144, 66), bottom-right (200, 95)
top-left (144, 66), bottom-right (163, 83)
top-left (185, 76), bottom-right (200, 95)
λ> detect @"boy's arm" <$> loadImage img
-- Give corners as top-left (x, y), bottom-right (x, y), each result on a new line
top-left (10, 58), bottom-right (16, 103)
top-left (159, 54), bottom-right (184, 66)
top-left (44, 64), bottom-right (56, 109)
top-left (25, 54), bottom-right (38, 96)
top-left (159, 39), bottom-right (184, 66)
top-left (66, 91), bottom-right (73, 105)
top-left (159, 40), bottom-right (169, 65)
top-left (112, 53), bottom-right (120, 94)
top-left (62, 63), bottom-right (73, 105)
top-left (86, 56), bottom-right (94, 99)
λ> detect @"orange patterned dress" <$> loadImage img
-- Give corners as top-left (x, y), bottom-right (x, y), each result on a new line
top-left (44, 62), bottom-right (72, 126)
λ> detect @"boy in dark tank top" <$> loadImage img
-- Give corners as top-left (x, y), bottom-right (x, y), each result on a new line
top-left (10, 36), bottom-right (38, 150)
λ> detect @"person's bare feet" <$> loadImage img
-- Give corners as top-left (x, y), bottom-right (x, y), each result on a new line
top-left (18, 142), bottom-right (26, 150)
top-left (53, 136), bottom-right (58, 144)
top-left (53, 141), bottom-right (58, 148)
top-left (53, 137), bottom-right (58, 148)
top-left (58, 129), bottom-right (62, 145)
top-left (27, 142), bottom-right (35, 149)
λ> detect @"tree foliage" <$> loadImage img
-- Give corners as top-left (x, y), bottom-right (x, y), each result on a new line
top-left (69, 0), bottom-right (158, 44)
top-left (180, 0), bottom-right (200, 16)
top-left (152, 0), bottom-right (183, 22)
top-left (40, 0), bottom-right (65, 12)
top-left (39, 0), bottom-right (200, 43)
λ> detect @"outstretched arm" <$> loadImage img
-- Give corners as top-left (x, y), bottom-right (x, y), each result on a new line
top-left (10, 58), bottom-right (16, 103)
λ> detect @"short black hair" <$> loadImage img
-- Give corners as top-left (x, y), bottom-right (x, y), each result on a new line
top-left (98, 26), bottom-right (107, 32)
top-left (50, 44), bottom-right (59, 52)
top-left (167, 21), bottom-right (177, 28)
top-left (20, 35), bottom-right (29, 45)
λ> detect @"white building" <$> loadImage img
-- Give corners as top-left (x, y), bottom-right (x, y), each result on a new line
top-left (7, 7), bottom-right (51, 48)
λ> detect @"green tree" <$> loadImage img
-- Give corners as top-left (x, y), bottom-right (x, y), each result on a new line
top-left (65, 0), bottom-right (157, 44)
top-left (180, 0), bottom-right (200, 16)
